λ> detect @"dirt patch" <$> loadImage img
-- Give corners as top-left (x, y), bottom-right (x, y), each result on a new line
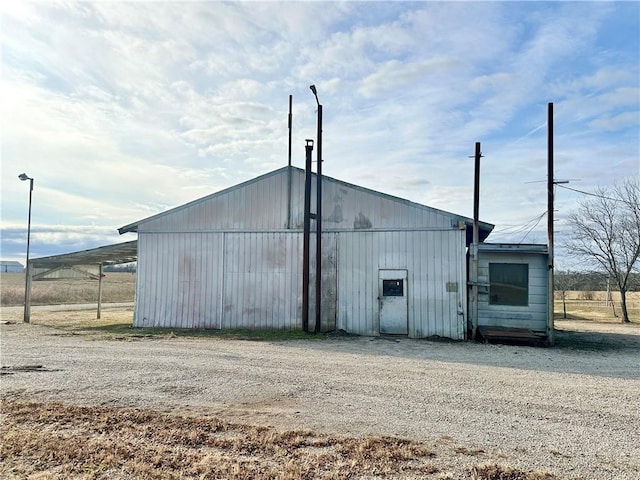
top-left (1, 315), bottom-right (638, 479)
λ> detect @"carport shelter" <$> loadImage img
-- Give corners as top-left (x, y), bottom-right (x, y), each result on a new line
top-left (119, 166), bottom-right (494, 339)
top-left (26, 241), bottom-right (137, 320)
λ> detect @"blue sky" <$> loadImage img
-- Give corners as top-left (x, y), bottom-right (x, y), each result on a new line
top-left (1, 1), bottom-right (638, 265)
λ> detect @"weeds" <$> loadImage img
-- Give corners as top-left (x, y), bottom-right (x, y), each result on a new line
top-left (0, 398), bottom-right (436, 479)
top-left (0, 399), bottom-right (573, 480)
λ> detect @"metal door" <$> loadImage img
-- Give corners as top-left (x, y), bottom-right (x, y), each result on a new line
top-left (379, 269), bottom-right (408, 334)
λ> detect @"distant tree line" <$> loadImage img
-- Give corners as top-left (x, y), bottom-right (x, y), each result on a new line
top-left (103, 263), bottom-right (136, 273)
top-left (555, 270), bottom-right (640, 292)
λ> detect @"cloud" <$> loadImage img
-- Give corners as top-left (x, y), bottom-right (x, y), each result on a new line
top-left (1, 1), bottom-right (638, 264)
top-left (589, 111), bottom-right (639, 132)
top-left (359, 57), bottom-right (462, 99)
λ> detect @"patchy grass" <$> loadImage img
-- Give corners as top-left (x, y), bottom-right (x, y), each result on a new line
top-left (0, 398), bottom-right (436, 479)
top-left (1, 307), bottom-right (322, 342)
top-left (468, 463), bottom-right (562, 480)
top-left (0, 398), bottom-right (570, 480)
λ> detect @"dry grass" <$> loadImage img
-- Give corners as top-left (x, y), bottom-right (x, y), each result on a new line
top-left (0, 398), bottom-right (571, 480)
top-left (0, 272), bottom-right (135, 306)
top-left (1, 398), bottom-right (436, 479)
top-left (554, 291), bottom-right (640, 323)
top-left (469, 464), bottom-right (561, 480)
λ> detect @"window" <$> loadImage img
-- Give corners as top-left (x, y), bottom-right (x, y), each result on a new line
top-left (382, 279), bottom-right (404, 296)
top-left (489, 263), bottom-right (528, 306)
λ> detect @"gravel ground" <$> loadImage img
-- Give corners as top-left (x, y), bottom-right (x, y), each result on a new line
top-left (1, 318), bottom-right (639, 479)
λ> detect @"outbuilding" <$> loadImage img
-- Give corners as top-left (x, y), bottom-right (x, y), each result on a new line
top-left (119, 166), bottom-right (493, 339)
top-left (474, 243), bottom-right (552, 343)
top-left (1, 261), bottom-right (24, 273)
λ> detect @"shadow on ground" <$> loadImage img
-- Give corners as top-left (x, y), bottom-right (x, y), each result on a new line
top-left (553, 328), bottom-right (640, 352)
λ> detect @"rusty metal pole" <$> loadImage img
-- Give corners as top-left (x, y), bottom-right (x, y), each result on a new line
top-left (471, 142), bottom-right (481, 341)
top-left (547, 102), bottom-right (555, 345)
top-left (302, 139), bottom-right (314, 333)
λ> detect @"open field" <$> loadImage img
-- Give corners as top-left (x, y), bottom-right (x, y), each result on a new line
top-left (1, 307), bottom-right (639, 479)
top-left (0, 272), bottom-right (135, 306)
top-left (554, 291), bottom-right (640, 323)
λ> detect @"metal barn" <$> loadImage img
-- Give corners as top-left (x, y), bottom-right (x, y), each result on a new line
top-left (119, 166), bottom-right (493, 339)
top-left (474, 243), bottom-right (551, 343)
top-left (1, 261), bottom-right (24, 273)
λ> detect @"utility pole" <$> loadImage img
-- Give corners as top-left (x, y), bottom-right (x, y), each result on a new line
top-left (471, 142), bottom-right (481, 341)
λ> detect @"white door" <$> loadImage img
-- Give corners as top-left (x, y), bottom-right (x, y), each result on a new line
top-left (379, 269), bottom-right (408, 335)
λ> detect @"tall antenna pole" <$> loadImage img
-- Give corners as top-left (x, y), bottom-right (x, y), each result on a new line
top-left (286, 95), bottom-right (293, 229)
top-left (309, 85), bottom-right (323, 334)
top-left (315, 103), bottom-right (323, 334)
top-left (547, 102), bottom-right (555, 346)
top-left (288, 95), bottom-right (292, 167)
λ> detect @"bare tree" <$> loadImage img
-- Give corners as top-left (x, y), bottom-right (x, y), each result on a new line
top-left (564, 178), bottom-right (640, 323)
top-left (554, 270), bottom-right (579, 319)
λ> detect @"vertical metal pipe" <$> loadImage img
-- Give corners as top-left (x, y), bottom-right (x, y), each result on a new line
top-left (288, 95), bottom-right (292, 168)
top-left (547, 102), bottom-right (555, 345)
top-left (287, 95), bottom-right (293, 229)
top-left (97, 263), bottom-right (104, 319)
top-left (302, 140), bottom-right (314, 333)
top-left (24, 178), bottom-right (34, 324)
top-left (315, 104), bottom-right (323, 333)
top-left (471, 142), bottom-right (481, 341)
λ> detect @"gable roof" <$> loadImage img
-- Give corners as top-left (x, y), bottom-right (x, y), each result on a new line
top-left (118, 166), bottom-right (494, 243)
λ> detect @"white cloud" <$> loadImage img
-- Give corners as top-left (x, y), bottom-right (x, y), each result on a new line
top-left (1, 1), bottom-right (638, 263)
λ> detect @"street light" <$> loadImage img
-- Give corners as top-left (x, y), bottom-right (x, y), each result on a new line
top-left (18, 173), bottom-right (34, 323)
top-left (309, 85), bottom-right (322, 333)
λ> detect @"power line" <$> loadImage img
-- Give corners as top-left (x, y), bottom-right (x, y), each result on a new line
top-left (491, 211), bottom-right (547, 235)
top-left (556, 184), bottom-right (621, 202)
top-left (519, 212), bottom-right (546, 244)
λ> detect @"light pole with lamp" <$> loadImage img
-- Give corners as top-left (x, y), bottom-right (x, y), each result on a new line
top-left (309, 85), bottom-right (322, 334)
top-left (18, 173), bottom-right (34, 323)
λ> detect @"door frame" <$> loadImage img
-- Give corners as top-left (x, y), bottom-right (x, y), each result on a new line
top-left (378, 269), bottom-right (408, 335)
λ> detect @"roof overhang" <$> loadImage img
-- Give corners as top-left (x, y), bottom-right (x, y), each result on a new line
top-left (478, 243), bottom-right (548, 255)
top-left (30, 240), bottom-right (138, 269)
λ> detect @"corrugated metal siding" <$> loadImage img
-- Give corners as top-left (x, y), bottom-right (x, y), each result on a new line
top-left (308, 233), bottom-right (338, 331)
top-left (336, 230), bottom-right (467, 339)
top-left (139, 171), bottom-right (291, 232)
top-left (136, 232), bottom-right (303, 330)
top-left (137, 168), bottom-right (464, 234)
top-left (222, 232), bottom-right (301, 330)
top-left (477, 251), bottom-right (548, 330)
top-left (311, 174), bottom-right (459, 231)
top-left (134, 233), bottom-right (224, 329)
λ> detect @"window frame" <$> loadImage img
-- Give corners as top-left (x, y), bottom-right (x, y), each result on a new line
top-left (488, 262), bottom-right (529, 307)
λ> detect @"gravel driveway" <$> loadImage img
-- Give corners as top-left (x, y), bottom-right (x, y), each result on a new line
top-left (1, 319), bottom-right (639, 479)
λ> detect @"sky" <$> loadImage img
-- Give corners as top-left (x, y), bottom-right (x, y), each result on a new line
top-left (1, 1), bottom-right (639, 266)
